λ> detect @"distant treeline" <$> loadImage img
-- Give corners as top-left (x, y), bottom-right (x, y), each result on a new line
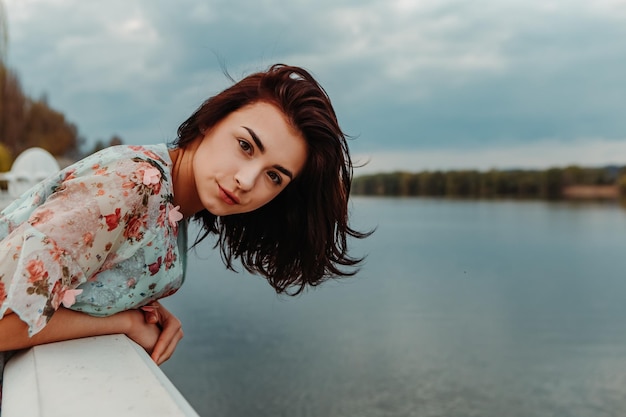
top-left (352, 166), bottom-right (626, 199)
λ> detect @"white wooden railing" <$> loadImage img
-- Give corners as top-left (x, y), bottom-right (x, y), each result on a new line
top-left (2, 335), bottom-right (200, 417)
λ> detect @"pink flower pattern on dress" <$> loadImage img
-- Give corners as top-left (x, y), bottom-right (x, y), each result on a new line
top-left (123, 212), bottom-right (148, 242)
top-left (0, 144), bottom-right (186, 337)
top-left (148, 257), bottom-right (163, 276)
top-left (142, 167), bottom-right (161, 186)
top-left (26, 259), bottom-right (47, 284)
top-left (0, 281), bottom-right (6, 304)
top-left (104, 208), bottom-right (122, 231)
top-left (164, 246), bottom-right (177, 270)
top-left (168, 205), bottom-right (183, 227)
top-left (61, 288), bottom-right (84, 308)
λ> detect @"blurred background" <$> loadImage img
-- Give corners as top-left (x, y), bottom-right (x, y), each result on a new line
top-left (2, 1), bottom-right (626, 416)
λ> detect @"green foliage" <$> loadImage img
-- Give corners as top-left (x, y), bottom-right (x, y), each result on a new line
top-left (353, 165), bottom-right (624, 200)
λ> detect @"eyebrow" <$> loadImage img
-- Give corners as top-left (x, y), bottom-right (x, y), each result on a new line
top-left (243, 126), bottom-right (265, 152)
top-left (243, 126), bottom-right (294, 180)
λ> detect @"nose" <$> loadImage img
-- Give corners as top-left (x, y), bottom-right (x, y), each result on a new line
top-left (234, 166), bottom-right (259, 191)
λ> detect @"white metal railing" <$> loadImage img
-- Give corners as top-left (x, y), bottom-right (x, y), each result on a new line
top-left (2, 334), bottom-right (200, 417)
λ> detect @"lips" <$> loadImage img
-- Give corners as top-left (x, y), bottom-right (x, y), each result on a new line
top-left (218, 185), bottom-right (240, 205)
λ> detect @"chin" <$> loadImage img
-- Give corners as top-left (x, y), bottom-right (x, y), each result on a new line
top-left (205, 206), bottom-right (243, 217)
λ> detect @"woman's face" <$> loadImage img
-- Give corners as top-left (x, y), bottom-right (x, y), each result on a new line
top-left (192, 101), bottom-right (307, 216)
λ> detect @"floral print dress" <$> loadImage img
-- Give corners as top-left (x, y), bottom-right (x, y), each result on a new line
top-left (0, 144), bottom-right (187, 408)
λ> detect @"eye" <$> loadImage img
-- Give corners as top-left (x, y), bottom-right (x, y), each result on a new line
top-left (267, 171), bottom-right (283, 185)
top-left (238, 139), bottom-right (252, 154)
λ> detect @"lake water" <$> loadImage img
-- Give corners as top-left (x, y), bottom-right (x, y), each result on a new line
top-left (161, 197), bottom-right (626, 417)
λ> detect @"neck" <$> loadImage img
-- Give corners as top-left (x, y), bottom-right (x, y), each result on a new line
top-left (169, 146), bottom-right (202, 218)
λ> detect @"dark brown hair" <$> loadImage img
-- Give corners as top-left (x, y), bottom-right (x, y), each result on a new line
top-left (173, 64), bottom-right (370, 294)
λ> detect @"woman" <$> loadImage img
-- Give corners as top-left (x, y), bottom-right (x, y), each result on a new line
top-left (0, 64), bottom-right (368, 403)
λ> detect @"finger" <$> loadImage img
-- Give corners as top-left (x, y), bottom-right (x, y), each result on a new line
top-left (165, 327), bottom-right (184, 361)
top-left (156, 328), bottom-right (184, 365)
top-left (140, 305), bottom-right (161, 324)
top-left (146, 312), bottom-right (159, 324)
top-left (151, 334), bottom-right (167, 363)
top-left (152, 335), bottom-right (173, 364)
top-left (140, 304), bottom-right (159, 313)
top-left (151, 318), bottom-right (182, 363)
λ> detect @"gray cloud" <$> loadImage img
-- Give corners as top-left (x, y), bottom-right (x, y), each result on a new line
top-left (5, 0), bottom-right (626, 169)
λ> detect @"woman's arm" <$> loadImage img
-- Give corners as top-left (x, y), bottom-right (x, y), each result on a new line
top-left (0, 307), bottom-right (160, 356)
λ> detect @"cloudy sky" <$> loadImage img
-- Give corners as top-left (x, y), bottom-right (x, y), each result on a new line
top-left (3, 0), bottom-right (626, 173)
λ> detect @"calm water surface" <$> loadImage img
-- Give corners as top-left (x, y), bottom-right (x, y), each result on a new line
top-left (161, 197), bottom-right (626, 417)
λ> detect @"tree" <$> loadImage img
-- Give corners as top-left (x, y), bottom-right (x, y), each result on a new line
top-left (0, 141), bottom-right (10, 172)
top-left (19, 98), bottom-right (82, 156)
top-left (86, 135), bottom-right (125, 156)
top-left (0, 62), bottom-right (26, 156)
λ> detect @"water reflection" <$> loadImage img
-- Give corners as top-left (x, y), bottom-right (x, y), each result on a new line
top-left (162, 198), bottom-right (626, 417)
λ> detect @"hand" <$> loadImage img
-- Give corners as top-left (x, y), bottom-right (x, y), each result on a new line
top-left (140, 301), bottom-right (184, 365)
top-left (124, 309), bottom-right (161, 354)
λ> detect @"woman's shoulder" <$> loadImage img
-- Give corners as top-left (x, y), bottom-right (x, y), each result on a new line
top-left (72, 144), bottom-right (171, 173)
top-left (62, 144), bottom-right (174, 209)
top-left (0, 144), bottom-right (173, 230)
top-left (57, 144), bottom-right (173, 191)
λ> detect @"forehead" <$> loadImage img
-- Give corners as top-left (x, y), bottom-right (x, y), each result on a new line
top-left (229, 102), bottom-right (291, 129)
